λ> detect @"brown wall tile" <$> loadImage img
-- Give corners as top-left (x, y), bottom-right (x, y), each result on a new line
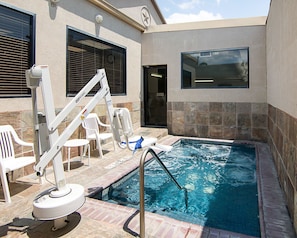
top-left (238, 113), bottom-right (251, 127)
top-left (209, 112), bottom-right (222, 125)
top-left (223, 102), bottom-right (236, 113)
top-left (223, 113), bottom-right (236, 127)
top-left (267, 104), bottom-right (297, 225)
top-left (210, 102), bottom-right (222, 112)
top-left (236, 102), bottom-right (251, 113)
top-left (252, 114), bottom-right (267, 128)
top-left (196, 112), bottom-right (209, 125)
top-left (168, 101), bottom-right (267, 141)
top-left (209, 125), bottom-right (222, 138)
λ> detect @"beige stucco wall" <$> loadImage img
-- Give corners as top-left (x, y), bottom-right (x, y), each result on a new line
top-left (142, 17), bottom-right (267, 104)
top-left (266, 0), bottom-right (297, 232)
top-left (266, 0), bottom-right (297, 118)
top-left (1, 0), bottom-right (143, 112)
top-left (106, 0), bottom-right (164, 26)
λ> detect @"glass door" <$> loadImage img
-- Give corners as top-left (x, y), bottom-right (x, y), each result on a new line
top-left (143, 65), bottom-right (167, 127)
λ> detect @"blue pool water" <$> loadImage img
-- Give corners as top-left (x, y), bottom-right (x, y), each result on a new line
top-left (100, 139), bottom-right (260, 237)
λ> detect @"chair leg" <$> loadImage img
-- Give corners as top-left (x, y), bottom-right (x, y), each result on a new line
top-left (81, 144), bottom-right (90, 166)
top-left (112, 139), bottom-right (117, 152)
top-left (79, 145), bottom-right (83, 162)
top-left (0, 168), bottom-right (11, 203)
top-left (96, 140), bottom-right (104, 159)
top-left (86, 144), bottom-right (90, 166)
top-left (67, 147), bottom-right (71, 172)
top-left (82, 142), bottom-right (89, 157)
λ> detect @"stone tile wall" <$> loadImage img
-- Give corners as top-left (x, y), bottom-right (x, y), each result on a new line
top-left (167, 102), bottom-right (268, 141)
top-left (0, 101), bottom-right (140, 177)
top-left (267, 104), bottom-right (296, 228)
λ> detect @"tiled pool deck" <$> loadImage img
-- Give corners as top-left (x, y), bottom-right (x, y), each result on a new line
top-left (0, 128), bottom-right (296, 237)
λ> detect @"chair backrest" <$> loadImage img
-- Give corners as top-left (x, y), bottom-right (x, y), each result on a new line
top-left (0, 125), bottom-right (16, 160)
top-left (82, 113), bottom-right (100, 139)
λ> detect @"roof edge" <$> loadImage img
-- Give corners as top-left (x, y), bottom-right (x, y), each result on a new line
top-left (151, 0), bottom-right (166, 24)
top-left (145, 16), bottom-right (267, 33)
top-left (88, 0), bottom-right (146, 32)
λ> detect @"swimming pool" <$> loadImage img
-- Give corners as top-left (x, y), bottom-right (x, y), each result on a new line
top-left (97, 139), bottom-right (260, 237)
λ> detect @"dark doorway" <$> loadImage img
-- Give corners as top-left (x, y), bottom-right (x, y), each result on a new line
top-left (143, 65), bottom-right (167, 127)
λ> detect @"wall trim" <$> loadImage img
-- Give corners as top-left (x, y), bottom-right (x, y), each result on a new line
top-left (88, 0), bottom-right (146, 32)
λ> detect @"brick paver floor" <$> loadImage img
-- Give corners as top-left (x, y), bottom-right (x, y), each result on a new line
top-left (0, 128), bottom-right (295, 237)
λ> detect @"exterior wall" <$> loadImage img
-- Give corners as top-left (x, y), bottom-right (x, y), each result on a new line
top-left (1, 0), bottom-right (143, 112)
top-left (106, 0), bottom-right (165, 26)
top-left (0, 0), bottom-right (148, 175)
top-left (266, 0), bottom-right (297, 231)
top-left (142, 18), bottom-right (267, 141)
top-left (267, 0), bottom-right (297, 118)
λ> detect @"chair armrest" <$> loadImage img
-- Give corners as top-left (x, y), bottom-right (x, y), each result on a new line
top-left (17, 141), bottom-right (34, 147)
top-left (81, 124), bottom-right (97, 132)
top-left (10, 129), bottom-right (34, 148)
top-left (96, 117), bottom-right (111, 128)
top-left (99, 122), bottom-right (111, 128)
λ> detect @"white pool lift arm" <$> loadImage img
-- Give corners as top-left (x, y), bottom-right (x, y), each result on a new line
top-left (30, 67), bottom-right (119, 177)
top-left (26, 65), bottom-right (118, 230)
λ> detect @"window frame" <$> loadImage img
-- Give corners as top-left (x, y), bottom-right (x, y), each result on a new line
top-left (0, 4), bottom-right (35, 98)
top-left (181, 47), bottom-right (249, 89)
top-left (66, 27), bottom-right (127, 97)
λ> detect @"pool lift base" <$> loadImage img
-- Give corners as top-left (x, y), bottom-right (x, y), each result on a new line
top-left (33, 183), bottom-right (85, 231)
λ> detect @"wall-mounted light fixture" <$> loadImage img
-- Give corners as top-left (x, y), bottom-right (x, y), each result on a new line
top-left (95, 15), bottom-right (103, 24)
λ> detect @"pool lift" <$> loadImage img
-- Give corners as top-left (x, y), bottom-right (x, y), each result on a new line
top-left (26, 65), bottom-right (172, 231)
top-left (26, 65), bottom-right (115, 230)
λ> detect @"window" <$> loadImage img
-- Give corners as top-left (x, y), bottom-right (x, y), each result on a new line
top-left (181, 48), bottom-right (249, 88)
top-left (67, 28), bottom-right (126, 96)
top-left (0, 5), bottom-right (35, 97)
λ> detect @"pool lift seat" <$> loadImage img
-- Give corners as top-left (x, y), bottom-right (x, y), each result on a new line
top-left (112, 107), bottom-right (172, 153)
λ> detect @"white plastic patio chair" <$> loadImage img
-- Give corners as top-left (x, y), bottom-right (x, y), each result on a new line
top-left (0, 125), bottom-right (36, 203)
top-left (82, 113), bottom-right (116, 158)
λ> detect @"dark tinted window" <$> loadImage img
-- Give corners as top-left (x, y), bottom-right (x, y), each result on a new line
top-left (67, 28), bottom-right (126, 96)
top-left (0, 5), bottom-right (34, 97)
top-left (182, 48), bottom-right (249, 88)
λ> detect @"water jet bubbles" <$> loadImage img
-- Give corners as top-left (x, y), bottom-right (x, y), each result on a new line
top-left (185, 183), bottom-right (195, 191)
top-left (206, 174), bottom-right (217, 183)
top-left (203, 186), bottom-right (215, 194)
top-left (187, 173), bottom-right (200, 181)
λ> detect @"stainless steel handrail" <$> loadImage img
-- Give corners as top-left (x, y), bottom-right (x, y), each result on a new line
top-left (139, 147), bottom-right (188, 238)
